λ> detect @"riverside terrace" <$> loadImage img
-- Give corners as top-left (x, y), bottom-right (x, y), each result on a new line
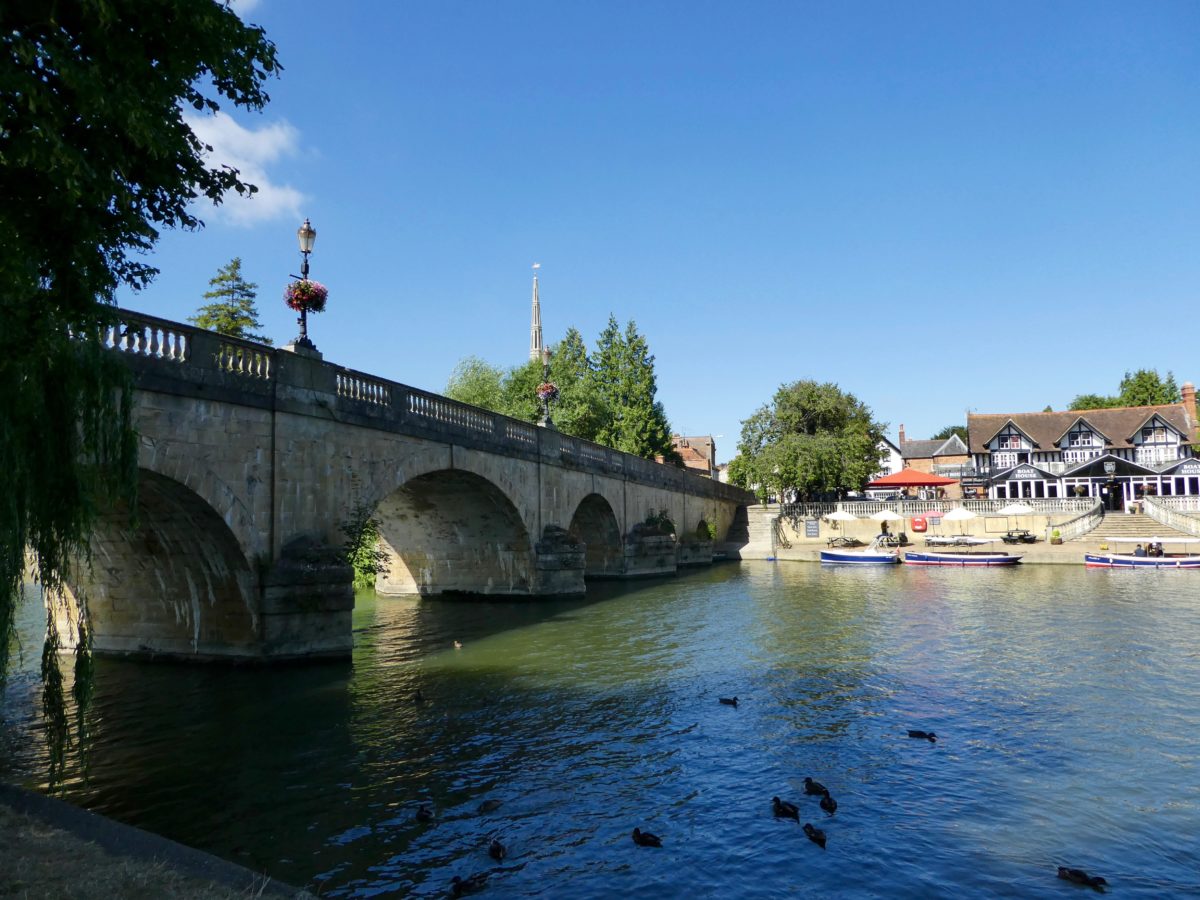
top-left (742, 497), bottom-right (1200, 563)
top-left (41, 310), bottom-right (753, 663)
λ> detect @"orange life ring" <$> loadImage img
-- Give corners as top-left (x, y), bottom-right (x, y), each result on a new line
top-left (910, 515), bottom-right (928, 533)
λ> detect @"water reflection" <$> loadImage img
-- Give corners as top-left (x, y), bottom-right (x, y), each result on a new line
top-left (3, 564), bottom-right (1199, 897)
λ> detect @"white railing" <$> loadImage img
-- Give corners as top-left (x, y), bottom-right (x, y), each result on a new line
top-left (1050, 500), bottom-right (1105, 542)
top-left (336, 369), bottom-right (389, 405)
top-left (781, 498), bottom-right (1095, 519)
top-left (105, 313), bottom-right (189, 363)
top-left (406, 388), bottom-right (494, 435)
top-left (216, 340), bottom-right (272, 380)
top-left (103, 309), bottom-right (755, 504)
top-left (1142, 497), bottom-right (1200, 538)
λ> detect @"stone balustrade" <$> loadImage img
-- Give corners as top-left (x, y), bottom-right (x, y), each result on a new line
top-left (109, 308), bottom-right (751, 505)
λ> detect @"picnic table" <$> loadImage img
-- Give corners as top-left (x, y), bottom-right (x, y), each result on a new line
top-left (1002, 530), bottom-right (1038, 544)
top-left (826, 536), bottom-right (863, 548)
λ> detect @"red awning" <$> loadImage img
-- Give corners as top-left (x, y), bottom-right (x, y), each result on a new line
top-left (867, 468), bottom-right (958, 488)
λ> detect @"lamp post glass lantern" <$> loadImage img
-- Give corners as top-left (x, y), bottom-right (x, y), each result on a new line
top-left (293, 217), bottom-right (317, 349)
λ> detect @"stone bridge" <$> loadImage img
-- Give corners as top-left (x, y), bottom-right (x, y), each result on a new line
top-left (54, 311), bottom-right (753, 662)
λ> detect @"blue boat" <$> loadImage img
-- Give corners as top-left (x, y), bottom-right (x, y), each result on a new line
top-left (820, 536), bottom-right (899, 565)
top-left (904, 550), bottom-right (1021, 567)
top-left (1085, 537), bottom-right (1200, 569)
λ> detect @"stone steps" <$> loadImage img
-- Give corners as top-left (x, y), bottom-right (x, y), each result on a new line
top-left (1072, 513), bottom-right (1194, 542)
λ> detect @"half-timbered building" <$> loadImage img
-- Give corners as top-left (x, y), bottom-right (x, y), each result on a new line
top-left (966, 382), bottom-right (1200, 509)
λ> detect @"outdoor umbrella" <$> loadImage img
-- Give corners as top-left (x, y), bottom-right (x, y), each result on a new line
top-left (869, 510), bottom-right (904, 522)
top-left (825, 509), bottom-right (858, 522)
top-left (996, 503), bottom-right (1034, 516)
top-left (997, 502), bottom-right (1035, 531)
top-left (941, 506), bottom-right (977, 535)
top-left (866, 468), bottom-right (958, 489)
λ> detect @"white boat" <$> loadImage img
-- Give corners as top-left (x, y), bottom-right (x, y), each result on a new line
top-left (821, 536), bottom-right (900, 566)
top-left (1084, 537), bottom-right (1200, 569)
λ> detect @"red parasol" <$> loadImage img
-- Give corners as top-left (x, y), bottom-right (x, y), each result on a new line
top-left (867, 468), bottom-right (958, 488)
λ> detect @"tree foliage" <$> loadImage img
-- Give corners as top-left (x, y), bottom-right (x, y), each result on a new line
top-left (444, 318), bottom-right (679, 463)
top-left (1068, 369), bottom-right (1181, 411)
top-left (190, 257), bottom-right (271, 344)
top-left (729, 380), bottom-right (886, 501)
top-left (1, 1), bottom-right (280, 676)
top-left (931, 424), bottom-right (968, 442)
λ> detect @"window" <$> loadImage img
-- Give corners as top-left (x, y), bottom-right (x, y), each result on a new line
top-left (1067, 428), bottom-right (1097, 448)
top-left (1136, 445), bottom-right (1179, 465)
top-left (1140, 424), bottom-right (1169, 443)
top-left (1063, 449), bottom-right (1102, 464)
top-left (997, 432), bottom-right (1024, 450)
top-left (993, 451), bottom-right (1018, 468)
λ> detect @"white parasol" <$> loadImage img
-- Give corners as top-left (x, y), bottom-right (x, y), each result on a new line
top-left (997, 503), bottom-right (1034, 516)
top-left (825, 509), bottom-right (858, 522)
top-left (942, 506), bottom-right (977, 534)
top-left (870, 510), bottom-right (904, 522)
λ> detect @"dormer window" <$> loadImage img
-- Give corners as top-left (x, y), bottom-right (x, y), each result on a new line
top-left (1141, 424), bottom-right (1169, 443)
top-left (1067, 427), bottom-right (1098, 447)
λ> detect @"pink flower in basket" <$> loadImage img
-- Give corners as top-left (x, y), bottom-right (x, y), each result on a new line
top-left (284, 279), bottom-right (329, 313)
top-left (536, 381), bottom-right (559, 402)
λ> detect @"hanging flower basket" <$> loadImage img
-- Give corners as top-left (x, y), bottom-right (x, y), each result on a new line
top-left (284, 279), bottom-right (329, 313)
top-left (536, 381), bottom-right (559, 402)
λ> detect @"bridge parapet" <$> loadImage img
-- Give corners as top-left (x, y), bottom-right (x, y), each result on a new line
top-left (111, 308), bottom-right (752, 504)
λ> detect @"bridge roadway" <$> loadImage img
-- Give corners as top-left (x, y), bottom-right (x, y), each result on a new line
top-left (49, 311), bottom-right (753, 662)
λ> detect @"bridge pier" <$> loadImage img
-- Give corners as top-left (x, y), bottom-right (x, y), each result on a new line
top-left (259, 540), bottom-right (355, 659)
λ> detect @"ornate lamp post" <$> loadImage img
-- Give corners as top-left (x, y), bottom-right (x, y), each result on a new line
top-left (285, 217), bottom-right (326, 352)
top-left (536, 346), bottom-right (558, 429)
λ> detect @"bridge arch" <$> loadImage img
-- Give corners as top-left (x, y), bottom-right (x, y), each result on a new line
top-left (568, 493), bottom-right (624, 578)
top-left (373, 469), bottom-right (535, 596)
top-left (58, 468), bottom-right (260, 658)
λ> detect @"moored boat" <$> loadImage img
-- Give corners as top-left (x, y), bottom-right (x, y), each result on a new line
top-left (904, 539), bottom-right (1021, 566)
top-left (1084, 537), bottom-right (1200, 569)
top-left (821, 537), bottom-right (900, 566)
top-left (904, 550), bottom-right (1021, 567)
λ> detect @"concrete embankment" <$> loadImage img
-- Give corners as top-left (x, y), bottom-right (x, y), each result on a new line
top-left (0, 783), bottom-right (311, 899)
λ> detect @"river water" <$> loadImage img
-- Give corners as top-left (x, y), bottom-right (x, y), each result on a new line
top-left (2, 563), bottom-right (1199, 897)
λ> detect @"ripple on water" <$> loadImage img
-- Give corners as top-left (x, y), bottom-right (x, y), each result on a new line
top-left (3, 564), bottom-right (1200, 897)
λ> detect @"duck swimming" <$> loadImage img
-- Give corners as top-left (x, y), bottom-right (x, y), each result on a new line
top-left (1057, 867), bottom-right (1108, 889)
top-left (907, 730), bottom-right (937, 742)
top-left (453, 640), bottom-right (463, 649)
top-left (450, 873), bottom-right (489, 896)
top-left (772, 796), bottom-right (799, 820)
top-left (803, 823), bottom-right (827, 849)
top-left (804, 777), bottom-right (829, 796)
top-left (415, 804), bottom-right (434, 822)
top-left (632, 827), bottom-right (663, 847)
top-left (477, 799), bottom-right (503, 814)
top-left (819, 793), bottom-right (837, 814)
top-left (488, 838), bottom-right (506, 861)
top-left (719, 697), bottom-right (739, 707)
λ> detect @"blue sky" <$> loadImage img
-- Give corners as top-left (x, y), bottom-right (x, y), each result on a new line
top-left (125, 1), bottom-right (1200, 463)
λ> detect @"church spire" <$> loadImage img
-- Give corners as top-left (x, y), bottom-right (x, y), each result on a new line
top-left (529, 263), bottom-right (543, 361)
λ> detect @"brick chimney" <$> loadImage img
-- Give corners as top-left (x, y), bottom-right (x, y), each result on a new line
top-left (1183, 382), bottom-right (1197, 443)
top-left (898, 424), bottom-right (906, 446)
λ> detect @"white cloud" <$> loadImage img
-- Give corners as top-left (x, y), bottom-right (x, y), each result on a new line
top-left (184, 110), bottom-right (306, 226)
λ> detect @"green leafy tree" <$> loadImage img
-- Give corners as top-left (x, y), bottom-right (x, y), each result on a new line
top-left (1118, 369), bottom-right (1179, 407)
top-left (731, 381), bottom-right (886, 500)
top-left (445, 356), bottom-right (505, 411)
top-left (339, 503), bottom-right (389, 590)
top-left (1, 2), bottom-right (280, 678)
top-left (592, 316), bottom-right (680, 463)
top-left (1068, 370), bottom-right (1180, 411)
top-left (931, 425), bottom-right (968, 442)
top-left (190, 257), bottom-right (271, 344)
top-left (547, 328), bottom-right (608, 441)
top-left (1068, 393), bottom-right (1119, 411)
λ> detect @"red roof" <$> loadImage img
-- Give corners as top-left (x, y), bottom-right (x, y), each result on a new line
top-left (867, 468), bottom-right (958, 487)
